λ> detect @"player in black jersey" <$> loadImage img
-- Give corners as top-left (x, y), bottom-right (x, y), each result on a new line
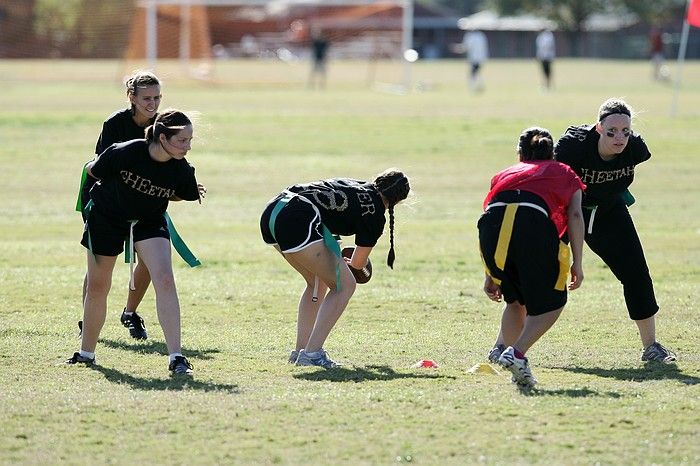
top-left (67, 110), bottom-right (202, 375)
top-left (261, 169), bottom-right (411, 368)
top-left (555, 98), bottom-right (675, 363)
top-left (78, 71), bottom-right (161, 340)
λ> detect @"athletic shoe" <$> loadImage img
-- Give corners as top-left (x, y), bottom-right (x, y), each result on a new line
top-left (120, 310), bottom-right (147, 340)
top-left (487, 343), bottom-right (506, 363)
top-left (295, 349), bottom-right (340, 369)
top-left (641, 342), bottom-right (676, 363)
top-left (65, 352), bottom-right (95, 366)
top-left (498, 346), bottom-right (537, 388)
top-left (288, 350), bottom-right (300, 364)
top-left (168, 356), bottom-right (193, 375)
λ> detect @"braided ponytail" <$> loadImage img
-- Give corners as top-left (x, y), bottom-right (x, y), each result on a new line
top-left (387, 205), bottom-right (396, 268)
top-left (373, 168), bottom-right (410, 269)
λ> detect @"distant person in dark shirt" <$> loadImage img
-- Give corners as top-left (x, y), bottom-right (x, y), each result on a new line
top-left (77, 70), bottom-right (162, 341)
top-left (261, 169), bottom-right (410, 368)
top-left (308, 29), bottom-right (329, 90)
top-left (67, 110), bottom-right (204, 375)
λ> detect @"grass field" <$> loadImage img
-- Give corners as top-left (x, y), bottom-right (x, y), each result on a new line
top-left (1, 58), bottom-right (699, 465)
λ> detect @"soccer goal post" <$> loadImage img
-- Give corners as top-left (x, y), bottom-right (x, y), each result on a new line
top-left (134, 0), bottom-right (414, 89)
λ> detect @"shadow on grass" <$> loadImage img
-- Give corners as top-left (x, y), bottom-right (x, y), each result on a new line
top-left (87, 364), bottom-right (240, 393)
top-left (293, 365), bottom-right (456, 383)
top-left (99, 338), bottom-right (220, 360)
top-left (517, 387), bottom-right (623, 398)
top-left (554, 363), bottom-right (700, 385)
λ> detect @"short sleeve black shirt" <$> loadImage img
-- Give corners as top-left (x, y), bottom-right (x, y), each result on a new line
top-left (554, 124), bottom-right (651, 207)
top-left (287, 178), bottom-right (386, 247)
top-left (95, 109), bottom-right (154, 155)
top-left (90, 140), bottom-right (199, 221)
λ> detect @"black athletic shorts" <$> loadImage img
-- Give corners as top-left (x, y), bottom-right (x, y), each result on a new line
top-left (81, 207), bottom-right (170, 257)
top-left (478, 190), bottom-right (568, 316)
top-left (260, 193), bottom-right (323, 253)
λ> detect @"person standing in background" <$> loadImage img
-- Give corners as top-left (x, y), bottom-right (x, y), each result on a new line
top-left (461, 28), bottom-right (489, 92)
top-left (536, 28), bottom-right (555, 91)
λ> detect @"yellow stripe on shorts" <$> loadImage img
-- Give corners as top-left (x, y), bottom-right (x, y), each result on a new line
top-left (554, 241), bottom-right (570, 291)
top-left (494, 204), bottom-right (518, 270)
top-left (479, 248), bottom-right (501, 286)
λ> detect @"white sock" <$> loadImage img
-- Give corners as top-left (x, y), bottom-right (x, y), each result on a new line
top-left (169, 353), bottom-right (183, 363)
top-left (79, 350), bottom-right (95, 359)
top-left (123, 310), bottom-right (134, 316)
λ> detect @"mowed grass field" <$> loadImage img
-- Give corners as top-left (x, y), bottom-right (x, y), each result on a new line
top-left (1, 58), bottom-right (699, 465)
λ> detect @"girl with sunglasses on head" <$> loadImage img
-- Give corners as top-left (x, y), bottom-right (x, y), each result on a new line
top-left (260, 169), bottom-right (410, 368)
top-left (67, 109), bottom-right (202, 375)
top-left (553, 98), bottom-right (675, 363)
top-left (76, 70), bottom-right (163, 341)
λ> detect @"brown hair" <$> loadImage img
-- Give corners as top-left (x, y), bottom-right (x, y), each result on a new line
top-left (373, 169), bottom-right (410, 269)
top-left (598, 98), bottom-right (632, 122)
top-left (518, 127), bottom-right (554, 161)
top-left (145, 109), bottom-right (191, 144)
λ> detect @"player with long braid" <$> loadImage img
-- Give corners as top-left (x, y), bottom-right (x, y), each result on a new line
top-left (260, 169), bottom-right (411, 368)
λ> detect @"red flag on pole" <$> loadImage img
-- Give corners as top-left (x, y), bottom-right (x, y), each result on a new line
top-left (688, 0), bottom-right (700, 27)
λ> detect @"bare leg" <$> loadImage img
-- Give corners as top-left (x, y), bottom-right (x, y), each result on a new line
top-left (500, 302), bottom-right (526, 347)
top-left (134, 238), bottom-right (181, 354)
top-left (81, 253), bottom-right (118, 352)
top-left (284, 241), bottom-right (356, 353)
top-left (279, 249), bottom-right (328, 350)
top-left (635, 315), bottom-right (656, 348)
top-left (513, 307), bottom-right (563, 354)
top-left (124, 260), bottom-right (151, 312)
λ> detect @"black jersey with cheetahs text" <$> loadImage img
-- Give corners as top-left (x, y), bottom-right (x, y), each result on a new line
top-left (554, 124), bottom-right (651, 207)
top-left (287, 178), bottom-right (386, 247)
top-left (90, 140), bottom-right (199, 221)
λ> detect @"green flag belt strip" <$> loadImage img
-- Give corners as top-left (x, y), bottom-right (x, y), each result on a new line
top-left (269, 191), bottom-right (342, 294)
top-left (122, 213), bottom-right (201, 268)
top-left (78, 165), bottom-right (199, 268)
top-left (582, 189), bottom-right (635, 235)
top-left (75, 163), bottom-right (89, 212)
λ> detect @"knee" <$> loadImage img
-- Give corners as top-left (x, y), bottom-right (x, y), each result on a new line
top-left (86, 277), bottom-right (111, 297)
top-left (150, 270), bottom-right (176, 292)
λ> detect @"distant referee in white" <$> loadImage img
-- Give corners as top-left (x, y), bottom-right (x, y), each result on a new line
top-left (536, 28), bottom-right (555, 90)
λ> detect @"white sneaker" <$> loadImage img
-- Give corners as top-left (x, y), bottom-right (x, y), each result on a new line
top-left (295, 349), bottom-right (340, 369)
top-left (498, 346), bottom-right (537, 388)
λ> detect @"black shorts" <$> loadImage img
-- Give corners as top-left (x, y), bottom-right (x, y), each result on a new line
top-left (260, 193), bottom-right (323, 253)
top-left (478, 190), bottom-right (568, 316)
top-left (81, 207), bottom-right (170, 257)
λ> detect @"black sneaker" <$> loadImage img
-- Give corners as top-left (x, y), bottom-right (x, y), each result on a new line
top-left (120, 310), bottom-right (147, 340)
top-left (65, 352), bottom-right (95, 365)
top-left (169, 356), bottom-right (193, 375)
top-left (641, 342), bottom-right (676, 363)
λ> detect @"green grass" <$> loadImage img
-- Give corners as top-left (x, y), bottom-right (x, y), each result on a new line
top-left (1, 58), bottom-right (699, 465)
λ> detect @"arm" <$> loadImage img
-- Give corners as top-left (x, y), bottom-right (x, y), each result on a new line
top-left (347, 245), bottom-right (372, 269)
top-left (85, 159), bottom-right (97, 178)
top-left (483, 274), bottom-right (502, 302)
top-left (566, 189), bottom-right (585, 290)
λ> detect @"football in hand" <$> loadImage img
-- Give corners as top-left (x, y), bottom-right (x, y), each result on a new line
top-left (341, 246), bottom-right (372, 284)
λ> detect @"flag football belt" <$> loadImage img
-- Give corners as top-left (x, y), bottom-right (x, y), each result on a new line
top-left (582, 189), bottom-right (635, 235)
top-left (486, 202), bottom-right (548, 271)
top-left (268, 190), bottom-right (342, 292)
top-left (83, 200), bottom-right (200, 289)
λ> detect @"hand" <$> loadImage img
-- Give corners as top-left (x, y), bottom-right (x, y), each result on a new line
top-left (568, 262), bottom-right (584, 290)
top-left (198, 183), bottom-right (207, 204)
top-left (483, 275), bottom-right (502, 302)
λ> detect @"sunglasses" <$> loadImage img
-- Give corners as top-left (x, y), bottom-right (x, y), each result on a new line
top-left (604, 129), bottom-right (631, 138)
